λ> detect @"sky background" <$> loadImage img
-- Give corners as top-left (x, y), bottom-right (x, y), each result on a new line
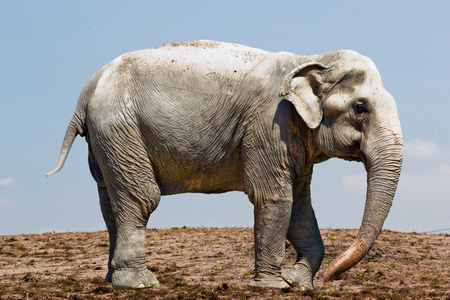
top-left (1, 1), bottom-right (449, 236)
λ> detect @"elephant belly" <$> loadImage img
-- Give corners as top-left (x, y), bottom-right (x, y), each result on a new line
top-left (151, 154), bottom-right (245, 195)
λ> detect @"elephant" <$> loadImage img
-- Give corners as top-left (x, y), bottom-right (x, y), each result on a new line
top-left (47, 40), bottom-right (403, 290)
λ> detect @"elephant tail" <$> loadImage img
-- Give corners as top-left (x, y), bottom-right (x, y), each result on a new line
top-left (46, 109), bottom-right (86, 177)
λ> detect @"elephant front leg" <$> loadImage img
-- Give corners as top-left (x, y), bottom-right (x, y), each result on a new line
top-left (282, 174), bottom-right (324, 290)
top-left (249, 196), bottom-right (293, 289)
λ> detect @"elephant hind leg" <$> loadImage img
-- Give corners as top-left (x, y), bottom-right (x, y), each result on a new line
top-left (97, 185), bottom-right (116, 283)
top-left (93, 135), bottom-right (161, 289)
top-left (106, 170), bottom-right (160, 289)
top-left (90, 146), bottom-right (117, 283)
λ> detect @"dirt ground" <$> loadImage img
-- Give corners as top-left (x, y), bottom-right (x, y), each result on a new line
top-left (0, 228), bottom-right (448, 299)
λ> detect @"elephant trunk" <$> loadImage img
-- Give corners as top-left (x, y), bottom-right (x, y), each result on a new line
top-left (323, 116), bottom-right (403, 282)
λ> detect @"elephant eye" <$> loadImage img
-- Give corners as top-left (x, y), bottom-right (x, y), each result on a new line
top-left (356, 103), bottom-right (368, 113)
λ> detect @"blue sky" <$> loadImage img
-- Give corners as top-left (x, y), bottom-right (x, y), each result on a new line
top-left (1, 1), bottom-right (449, 235)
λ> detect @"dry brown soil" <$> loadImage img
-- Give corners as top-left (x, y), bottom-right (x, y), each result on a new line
top-left (0, 228), bottom-right (448, 299)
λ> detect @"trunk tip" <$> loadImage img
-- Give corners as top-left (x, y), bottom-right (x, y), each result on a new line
top-left (322, 237), bottom-right (371, 283)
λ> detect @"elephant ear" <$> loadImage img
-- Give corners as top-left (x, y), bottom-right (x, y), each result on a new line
top-left (280, 62), bottom-right (329, 129)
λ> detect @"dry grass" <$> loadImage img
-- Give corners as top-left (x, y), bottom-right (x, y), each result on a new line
top-left (0, 228), bottom-right (448, 299)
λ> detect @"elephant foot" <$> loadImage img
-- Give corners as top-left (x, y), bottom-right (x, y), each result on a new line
top-left (111, 267), bottom-right (159, 290)
top-left (281, 261), bottom-right (313, 291)
top-left (249, 273), bottom-right (290, 289)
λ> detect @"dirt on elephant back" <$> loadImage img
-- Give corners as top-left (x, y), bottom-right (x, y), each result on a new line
top-left (0, 228), bottom-right (448, 299)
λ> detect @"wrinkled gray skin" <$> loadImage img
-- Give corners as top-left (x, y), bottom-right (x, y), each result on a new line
top-left (47, 41), bottom-right (403, 290)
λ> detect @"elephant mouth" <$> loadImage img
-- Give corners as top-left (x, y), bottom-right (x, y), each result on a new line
top-left (334, 141), bottom-right (364, 163)
top-left (359, 153), bottom-right (370, 172)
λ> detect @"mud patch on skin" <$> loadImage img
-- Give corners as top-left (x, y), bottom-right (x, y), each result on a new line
top-left (162, 40), bottom-right (222, 49)
top-left (183, 175), bottom-right (204, 191)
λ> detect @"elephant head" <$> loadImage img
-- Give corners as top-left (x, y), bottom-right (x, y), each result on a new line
top-left (281, 51), bottom-right (403, 281)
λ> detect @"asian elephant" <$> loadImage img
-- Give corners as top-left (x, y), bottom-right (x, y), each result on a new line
top-left (47, 40), bottom-right (403, 290)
